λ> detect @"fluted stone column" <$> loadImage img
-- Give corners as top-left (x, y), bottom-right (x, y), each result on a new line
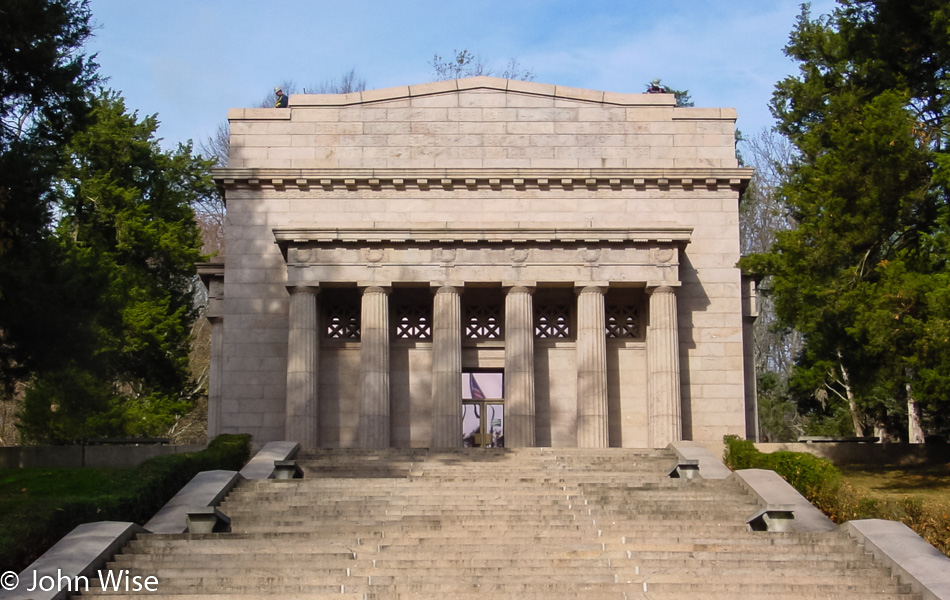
top-left (647, 285), bottom-right (682, 448)
top-left (359, 286), bottom-right (390, 448)
top-left (431, 286), bottom-right (462, 448)
top-left (576, 286), bottom-right (609, 447)
top-left (285, 286), bottom-right (319, 448)
top-left (505, 286), bottom-right (535, 447)
top-left (206, 317), bottom-right (223, 438)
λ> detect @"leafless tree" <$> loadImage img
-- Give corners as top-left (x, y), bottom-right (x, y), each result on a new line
top-left (430, 50), bottom-right (535, 81)
top-left (739, 128), bottom-right (801, 377)
top-left (305, 68), bottom-right (367, 94)
top-left (195, 72), bottom-right (367, 258)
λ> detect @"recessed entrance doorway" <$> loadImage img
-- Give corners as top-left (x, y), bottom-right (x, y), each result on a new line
top-left (462, 371), bottom-right (504, 448)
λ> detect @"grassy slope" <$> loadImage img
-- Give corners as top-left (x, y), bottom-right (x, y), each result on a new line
top-left (837, 462), bottom-right (950, 555)
top-left (839, 463), bottom-right (950, 502)
top-left (0, 467), bottom-right (135, 572)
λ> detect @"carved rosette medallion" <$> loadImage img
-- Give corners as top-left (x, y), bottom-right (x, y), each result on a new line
top-left (581, 248), bottom-right (601, 263)
top-left (361, 248), bottom-right (386, 263)
top-left (511, 248), bottom-right (529, 264)
top-left (434, 248), bottom-right (457, 264)
top-left (651, 248), bottom-right (675, 264)
top-left (290, 247), bottom-right (313, 263)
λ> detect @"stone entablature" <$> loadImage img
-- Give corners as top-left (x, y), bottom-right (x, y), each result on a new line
top-left (274, 227), bottom-right (687, 289)
top-left (217, 168), bottom-right (747, 192)
top-left (209, 77), bottom-right (754, 449)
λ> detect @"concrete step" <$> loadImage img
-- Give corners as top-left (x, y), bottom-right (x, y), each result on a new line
top-left (81, 448), bottom-right (917, 600)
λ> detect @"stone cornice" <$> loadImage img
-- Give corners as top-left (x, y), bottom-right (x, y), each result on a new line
top-left (273, 227), bottom-right (692, 257)
top-left (300, 77), bottom-right (679, 108)
top-left (196, 260), bottom-right (225, 287)
top-left (214, 167), bottom-right (753, 193)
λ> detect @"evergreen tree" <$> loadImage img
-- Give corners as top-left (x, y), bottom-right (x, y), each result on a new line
top-left (17, 93), bottom-right (211, 442)
top-left (0, 0), bottom-right (98, 394)
top-left (645, 79), bottom-right (694, 108)
top-left (741, 1), bottom-right (950, 441)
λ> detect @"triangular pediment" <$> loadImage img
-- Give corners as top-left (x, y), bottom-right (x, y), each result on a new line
top-left (289, 76), bottom-right (678, 108)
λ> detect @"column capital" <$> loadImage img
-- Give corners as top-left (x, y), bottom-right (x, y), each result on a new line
top-left (646, 283), bottom-right (681, 294)
top-left (506, 285), bottom-right (535, 295)
top-left (361, 285), bottom-right (391, 295)
top-left (577, 285), bottom-right (607, 296)
top-left (433, 285), bottom-right (462, 296)
top-left (287, 284), bottom-right (319, 296)
top-left (502, 280), bottom-right (537, 288)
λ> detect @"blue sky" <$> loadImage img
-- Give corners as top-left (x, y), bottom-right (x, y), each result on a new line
top-left (85, 0), bottom-right (839, 152)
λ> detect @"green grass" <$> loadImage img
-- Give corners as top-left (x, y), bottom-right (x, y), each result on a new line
top-left (0, 467), bottom-right (133, 529)
top-left (0, 434), bottom-right (251, 574)
top-left (838, 463), bottom-right (950, 501)
top-left (832, 463), bottom-right (950, 556)
top-left (0, 467), bottom-right (131, 500)
top-left (0, 468), bottom-right (136, 573)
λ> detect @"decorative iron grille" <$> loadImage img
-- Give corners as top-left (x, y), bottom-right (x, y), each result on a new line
top-left (464, 305), bottom-right (502, 339)
top-left (325, 305), bottom-right (360, 339)
top-left (394, 304), bottom-right (432, 339)
top-left (534, 303), bottom-right (571, 338)
top-left (605, 304), bottom-right (640, 338)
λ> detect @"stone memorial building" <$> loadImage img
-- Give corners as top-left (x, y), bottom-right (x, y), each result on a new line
top-left (202, 77), bottom-right (755, 449)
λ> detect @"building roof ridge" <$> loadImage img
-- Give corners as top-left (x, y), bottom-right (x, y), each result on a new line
top-left (287, 76), bottom-right (679, 108)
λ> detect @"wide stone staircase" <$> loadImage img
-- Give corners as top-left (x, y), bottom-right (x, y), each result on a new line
top-left (77, 448), bottom-right (918, 599)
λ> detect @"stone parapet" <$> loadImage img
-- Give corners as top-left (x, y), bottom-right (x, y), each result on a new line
top-left (729, 468), bottom-right (837, 533)
top-left (0, 521), bottom-right (145, 600)
top-left (143, 470), bottom-right (241, 534)
top-left (239, 441), bottom-right (301, 479)
top-left (844, 519), bottom-right (950, 600)
top-left (225, 77), bottom-right (742, 170)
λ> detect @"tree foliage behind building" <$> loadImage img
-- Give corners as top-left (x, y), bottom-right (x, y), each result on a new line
top-left (430, 50), bottom-right (535, 82)
top-left (14, 94), bottom-right (211, 443)
top-left (1, 1), bottom-right (209, 443)
top-left (0, 0), bottom-right (98, 393)
top-left (740, 0), bottom-right (950, 441)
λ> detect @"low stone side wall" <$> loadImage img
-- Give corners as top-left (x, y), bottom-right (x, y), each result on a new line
top-left (756, 442), bottom-right (950, 466)
top-left (0, 444), bottom-right (206, 469)
top-left (0, 521), bottom-right (146, 600)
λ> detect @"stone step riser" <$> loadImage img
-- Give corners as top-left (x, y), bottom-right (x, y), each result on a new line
top-left (223, 509), bottom-right (755, 520)
top-left (108, 555), bottom-right (889, 575)
top-left (225, 492), bottom-right (751, 502)
top-left (82, 580), bottom-right (910, 596)
top-left (73, 594), bottom-right (911, 600)
top-left (84, 572), bottom-right (902, 592)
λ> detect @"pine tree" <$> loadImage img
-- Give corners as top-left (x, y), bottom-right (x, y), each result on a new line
top-left (17, 93), bottom-right (211, 442)
top-left (0, 0), bottom-right (98, 394)
top-left (741, 1), bottom-right (950, 441)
